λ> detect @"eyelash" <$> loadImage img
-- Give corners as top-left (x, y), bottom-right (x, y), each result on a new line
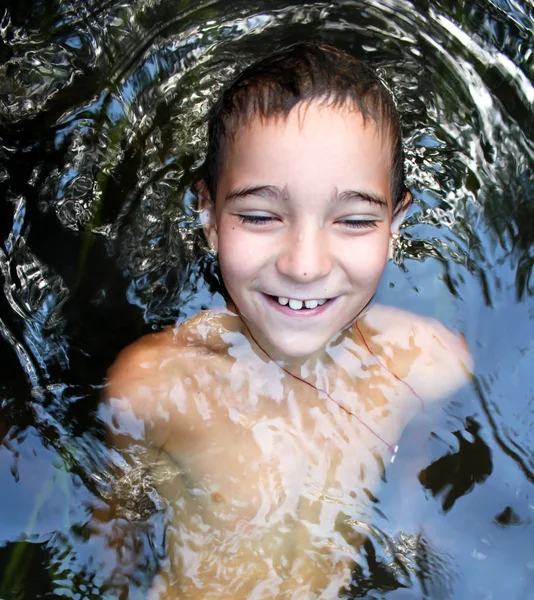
top-left (237, 215), bottom-right (378, 229)
top-left (340, 219), bottom-right (378, 229)
top-left (238, 215), bottom-right (276, 225)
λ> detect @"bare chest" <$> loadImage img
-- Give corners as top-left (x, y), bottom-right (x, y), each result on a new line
top-left (159, 372), bottom-right (413, 527)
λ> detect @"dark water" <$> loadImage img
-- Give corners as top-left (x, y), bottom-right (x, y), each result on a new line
top-left (0, 0), bottom-right (533, 597)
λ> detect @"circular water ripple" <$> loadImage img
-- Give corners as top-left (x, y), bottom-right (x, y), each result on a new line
top-left (0, 0), bottom-right (533, 597)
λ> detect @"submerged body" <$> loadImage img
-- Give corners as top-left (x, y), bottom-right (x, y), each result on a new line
top-left (103, 43), bottom-right (473, 598)
top-left (105, 303), bottom-right (471, 599)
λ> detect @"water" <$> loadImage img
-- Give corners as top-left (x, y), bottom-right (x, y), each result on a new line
top-left (0, 0), bottom-right (533, 597)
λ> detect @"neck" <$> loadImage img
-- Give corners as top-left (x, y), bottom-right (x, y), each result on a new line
top-left (233, 306), bottom-right (358, 382)
top-left (241, 316), bottom-right (324, 372)
top-left (234, 305), bottom-right (400, 457)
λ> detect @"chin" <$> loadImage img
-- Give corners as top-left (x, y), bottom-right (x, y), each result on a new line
top-left (266, 335), bottom-right (327, 360)
top-left (275, 347), bottom-right (315, 359)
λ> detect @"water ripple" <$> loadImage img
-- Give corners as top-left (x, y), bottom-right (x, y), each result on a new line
top-left (0, 0), bottom-right (533, 597)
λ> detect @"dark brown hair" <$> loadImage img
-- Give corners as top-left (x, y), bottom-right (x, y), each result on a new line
top-left (203, 41), bottom-right (406, 209)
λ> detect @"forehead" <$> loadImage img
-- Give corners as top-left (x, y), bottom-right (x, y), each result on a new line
top-left (218, 101), bottom-right (393, 206)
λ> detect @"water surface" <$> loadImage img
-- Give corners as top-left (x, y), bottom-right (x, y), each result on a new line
top-left (1, 0), bottom-right (533, 597)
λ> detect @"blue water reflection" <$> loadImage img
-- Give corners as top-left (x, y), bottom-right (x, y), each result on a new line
top-left (0, 0), bottom-right (533, 597)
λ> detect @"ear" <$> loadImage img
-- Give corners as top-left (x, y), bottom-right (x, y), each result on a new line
top-left (388, 189), bottom-right (411, 260)
top-left (195, 179), bottom-right (219, 253)
top-left (390, 189), bottom-right (412, 235)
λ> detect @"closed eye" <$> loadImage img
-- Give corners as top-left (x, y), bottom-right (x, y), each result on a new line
top-left (238, 214), bottom-right (277, 225)
top-left (339, 219), bottom-right (378, 229)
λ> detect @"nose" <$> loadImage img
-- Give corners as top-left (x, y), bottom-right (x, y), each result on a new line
top-left (276, 224), bottom-right (333, 283)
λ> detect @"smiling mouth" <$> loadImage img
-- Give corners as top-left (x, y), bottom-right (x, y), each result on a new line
top-left (267, 295), bottom-right (331, 311)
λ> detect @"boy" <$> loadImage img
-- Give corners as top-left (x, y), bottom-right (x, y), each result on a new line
top-left (104, 42), bottom-right (472, 598)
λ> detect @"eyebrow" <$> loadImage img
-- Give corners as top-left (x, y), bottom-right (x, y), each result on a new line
top-left (335, 189), bottom-right (388, 208)
top-left (225, 185), bottom-right (282, 202)
top-left (225, 185), bottom-right (388, 209)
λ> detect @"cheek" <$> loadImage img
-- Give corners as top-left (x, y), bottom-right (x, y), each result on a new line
top-left (217, 228), bottom-right (264, 287)
top-left (345, 238), bottom-right (389, 284)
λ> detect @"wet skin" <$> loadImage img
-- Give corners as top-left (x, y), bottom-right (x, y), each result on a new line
top-left (102, 102), bottom-right (472, 598)
top-left (104, 306), bottom-right (471, 599)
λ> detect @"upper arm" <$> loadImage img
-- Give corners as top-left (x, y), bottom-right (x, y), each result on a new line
top-left (102, 331), bottom-right (181, 449)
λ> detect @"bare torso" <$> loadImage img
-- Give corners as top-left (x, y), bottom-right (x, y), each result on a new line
top-left (104, 305), bottom-right (471, 599)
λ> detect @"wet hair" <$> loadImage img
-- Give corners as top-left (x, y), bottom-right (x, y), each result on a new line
top-left (203, 41), bottom-right (407, 210)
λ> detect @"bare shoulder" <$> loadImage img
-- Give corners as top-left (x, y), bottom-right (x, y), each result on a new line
top-left (361, 304), bottom-right (473, 401)
top-left (107, 309), bottom-right (221, 391)
top-left (104, 310), bottom-right (228, 445)
top-left (107, 328), bottom-right (177, 389)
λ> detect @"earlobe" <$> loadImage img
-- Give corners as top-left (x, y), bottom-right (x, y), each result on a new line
top-left (195, 179), bottom-right (219, 253)
top-left (390, 189), bottom-right (412, 235)
top-left (388, 189), bottom-right (411, 260)
top-left (206, 224), bottom-right (219, 254)
top-left (388, 232), bottom-right (400, 260)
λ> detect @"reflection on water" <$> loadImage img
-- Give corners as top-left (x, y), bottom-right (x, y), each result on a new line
top-left (1, 0), bottom-right (533, 598)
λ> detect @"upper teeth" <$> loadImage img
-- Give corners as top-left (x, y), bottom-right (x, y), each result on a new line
top-left (277, 297), bottom-right (327, 310)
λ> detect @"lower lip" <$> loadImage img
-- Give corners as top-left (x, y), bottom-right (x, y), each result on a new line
top-left (262, 294), bottom-right (335, 317)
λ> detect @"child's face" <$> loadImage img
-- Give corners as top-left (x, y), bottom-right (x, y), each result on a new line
top-left (205, 101), bottom-right (401, 360)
